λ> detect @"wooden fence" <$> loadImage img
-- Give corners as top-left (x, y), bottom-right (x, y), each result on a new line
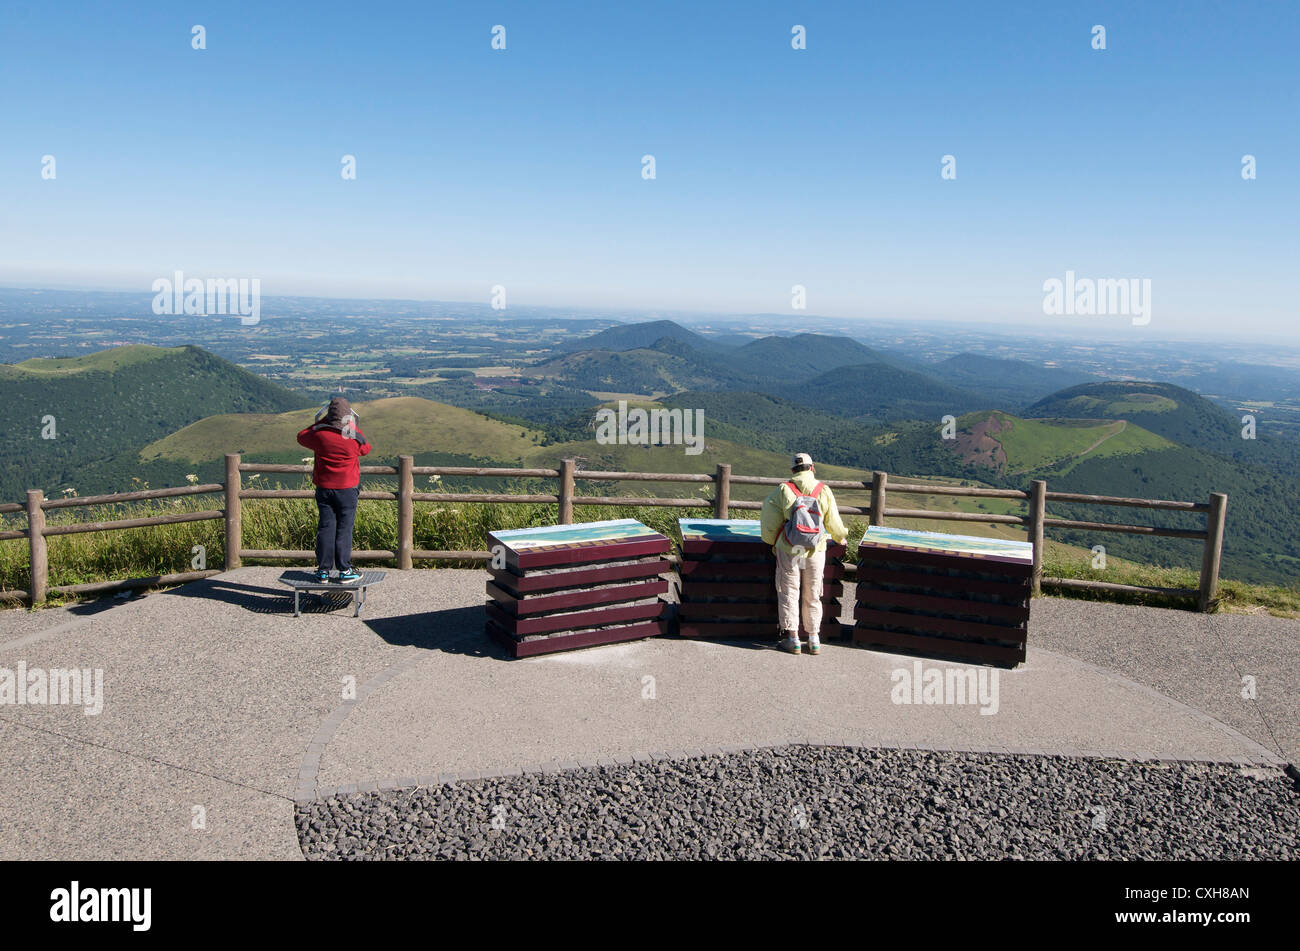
top-left (3, 453), bottom-right (1229, 611)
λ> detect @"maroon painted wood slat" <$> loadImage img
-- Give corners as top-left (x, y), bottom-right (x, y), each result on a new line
top-left (856, 545), bottom-right (1033, 579)
top-left (487, 578), bottom-right (669, 615)
top-left (503, 536), bottom-right (672, 570)
top-left (852, 564), bottom-right (1030, 599)
top-left (852, 605), bottom-right (1026, 643)
top-left (854, 587), bottom-right (1030, 623)
top-left (852, 626), bottom-right (1026, 666)
top-left (486, 598), bottom-right (666, 636)
top-left (488, 619), bottom-right (669, 658)
top-left (490, 558), bottom-right (670, 594)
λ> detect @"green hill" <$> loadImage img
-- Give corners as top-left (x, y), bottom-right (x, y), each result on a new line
top-left (659, 390), bottom-right (978, 480)
top-left (934, 353), bottom-right (1096, 408)
top-left (556, 320), bottom-right (719, 353)
top-left (948, 411), bottom-right (1175, 476)
top-left (527, 347), bottom-right (750, 396)
top-left (1024, 381), bottom-right (1239, 451)
top-left (923, 409), bottom-right (1300, 585)
top-left (770, 363), bottom-right (985, 423)
top-left (727, 333), bottom-right (896, 378)
top-left (1044, 445), bottom-right (1300, 586)
top-left (1, 345), bottom-right (308, 500)
top-left (1025, 378), bottom-right (1300, 477)
top-left (142, 396), bottom-right (547, 466)
top-left (139, 393), bottom-right (1059, 534)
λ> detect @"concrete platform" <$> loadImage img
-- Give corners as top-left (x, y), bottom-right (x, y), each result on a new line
top-left (0, 567), bottom-right (1292, 860)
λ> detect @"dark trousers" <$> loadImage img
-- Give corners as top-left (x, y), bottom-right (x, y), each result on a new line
top-left (315, 486), bottom-right (359, 572)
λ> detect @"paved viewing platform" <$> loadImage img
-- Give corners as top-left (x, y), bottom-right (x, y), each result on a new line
top-left (0, 567), bottom-right (1294, 860)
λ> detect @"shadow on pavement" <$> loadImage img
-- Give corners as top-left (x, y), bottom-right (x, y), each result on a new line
top-left (65, 596), bottom-right (139, 618)
top-left (364, 606), bottom-right (505, 658)
top-left (165, 578), bottom-right (352, 615)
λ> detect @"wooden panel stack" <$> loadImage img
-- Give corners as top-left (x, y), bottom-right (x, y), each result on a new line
top-left (676, 518), bottom-right (846, 641)
top-left (853, 526), bottom-right (1033, 667)
top-left (486, 519), bottom-right (672, 658)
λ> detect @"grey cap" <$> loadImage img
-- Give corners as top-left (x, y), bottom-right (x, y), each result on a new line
top-left (792, 453), bottom-right (814, 469)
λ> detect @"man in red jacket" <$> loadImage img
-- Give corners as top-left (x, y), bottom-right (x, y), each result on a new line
top-left (297, 396), bottom-right (372, 583)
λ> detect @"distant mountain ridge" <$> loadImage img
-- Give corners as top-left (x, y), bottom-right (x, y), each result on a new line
top-left (557, 320), bottom-right (720, 353)
top-left (935, 353), bottom-right (1097, 408)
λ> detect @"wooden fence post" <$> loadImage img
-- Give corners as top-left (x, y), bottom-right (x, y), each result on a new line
top-left (224, 453), bottom-right (242, 570)
top-left (1029, 479), bottom-right (1047, 597)
top-left (1198, 492), bottom-right (1228, 612)
top-left (558, 458), bottom-right (575, 524)
top-left (397, 454), bottom-right (414, 570)
top-left (869, 471), bottom-right (888, 526)
top-left (26, 490), bottom-right (47, 607)
top-left (714, 463), bottom-right (731, 519)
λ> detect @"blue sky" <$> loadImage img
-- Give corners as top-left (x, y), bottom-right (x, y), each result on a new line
top-left (1, 1), bottom-right (1296, 337)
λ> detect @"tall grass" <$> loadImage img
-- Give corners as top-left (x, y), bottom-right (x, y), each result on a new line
top-left (0, 480), bottom-right (719, 596)
top-left (2, 484), bottom-right (1295, 617)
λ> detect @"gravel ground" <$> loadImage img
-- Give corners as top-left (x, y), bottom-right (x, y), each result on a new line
top-left (296, 746), bottom-right (1300, 860)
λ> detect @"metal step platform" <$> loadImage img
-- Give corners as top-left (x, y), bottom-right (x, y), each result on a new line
top-left (277, 570), bottom-right (387, 617)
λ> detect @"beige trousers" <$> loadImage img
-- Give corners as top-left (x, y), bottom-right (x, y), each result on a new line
top-left (775, 546), bottom-right (825, 636)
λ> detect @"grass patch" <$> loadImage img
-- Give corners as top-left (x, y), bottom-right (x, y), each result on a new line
top-left (1042, 556), bottom-right (1300, 616)
top-left (2, 491), bottom-right (1296, 618)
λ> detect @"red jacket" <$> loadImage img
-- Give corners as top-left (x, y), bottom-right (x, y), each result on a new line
top-left (297, 424), bottom-right (371, 489)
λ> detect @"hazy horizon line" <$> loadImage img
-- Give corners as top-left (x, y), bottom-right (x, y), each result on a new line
top-left (1, 280), bottom-right (1296, 349)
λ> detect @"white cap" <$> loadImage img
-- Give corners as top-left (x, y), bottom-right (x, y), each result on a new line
top-left (792, 453), bottom-right (814, 469)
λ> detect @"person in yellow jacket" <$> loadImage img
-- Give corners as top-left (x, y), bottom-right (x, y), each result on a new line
top-left (760, 453), bottom-right (849, 655)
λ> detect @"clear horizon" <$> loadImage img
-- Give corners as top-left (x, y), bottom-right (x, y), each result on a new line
top-left (3, 1), bottom-right (1297, 339)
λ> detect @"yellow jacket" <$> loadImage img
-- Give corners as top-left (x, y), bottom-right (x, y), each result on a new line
top-left (760, 469), bottom-right (849, 557)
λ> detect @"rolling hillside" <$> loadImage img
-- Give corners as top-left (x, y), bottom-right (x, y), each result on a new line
top-left (1, 345), bottom-right (307, 499)
top-left (927, 408), bottom-right (1300, 585)
top-left (1024, 378), bottom-right (1300, 478)
top-left (526, 346), bottom-right (752, 396)
top-left (770, 363), bottom-right (985, 423)
top-left (726, 333), bottom-right (897, 378)
top-left (933, 353), bottom-right (1097, 408)
top-left (138, 393), bottom-right (1072, 540)
top-left (14, 341), bottom-right (1299, 589)
top-left (142, 396), bottom-right (549, 466)
top-left (143, 394), bottom-right (880, 498)
top-left (557, 320), bottom-right (719, 353)
top-left (534, 329), bottom-right (958, 405)
top-left (946, 411), bottom-right (1175, 477)
top-left (1024, 381), bottom-right (1238, 451)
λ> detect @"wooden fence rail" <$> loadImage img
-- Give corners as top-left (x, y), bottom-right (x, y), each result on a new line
top-left (2, 454), bottom-right (1229, 612)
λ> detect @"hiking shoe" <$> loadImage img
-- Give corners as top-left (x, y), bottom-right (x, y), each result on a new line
top-left (805, 634), bottom-right (821, 655)
top-left (314, 569), bottom-right (330, 583)
top-left (335, 569), bottom-right (362, 584)
top-left (778, 635), bottom-right (802, 655)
